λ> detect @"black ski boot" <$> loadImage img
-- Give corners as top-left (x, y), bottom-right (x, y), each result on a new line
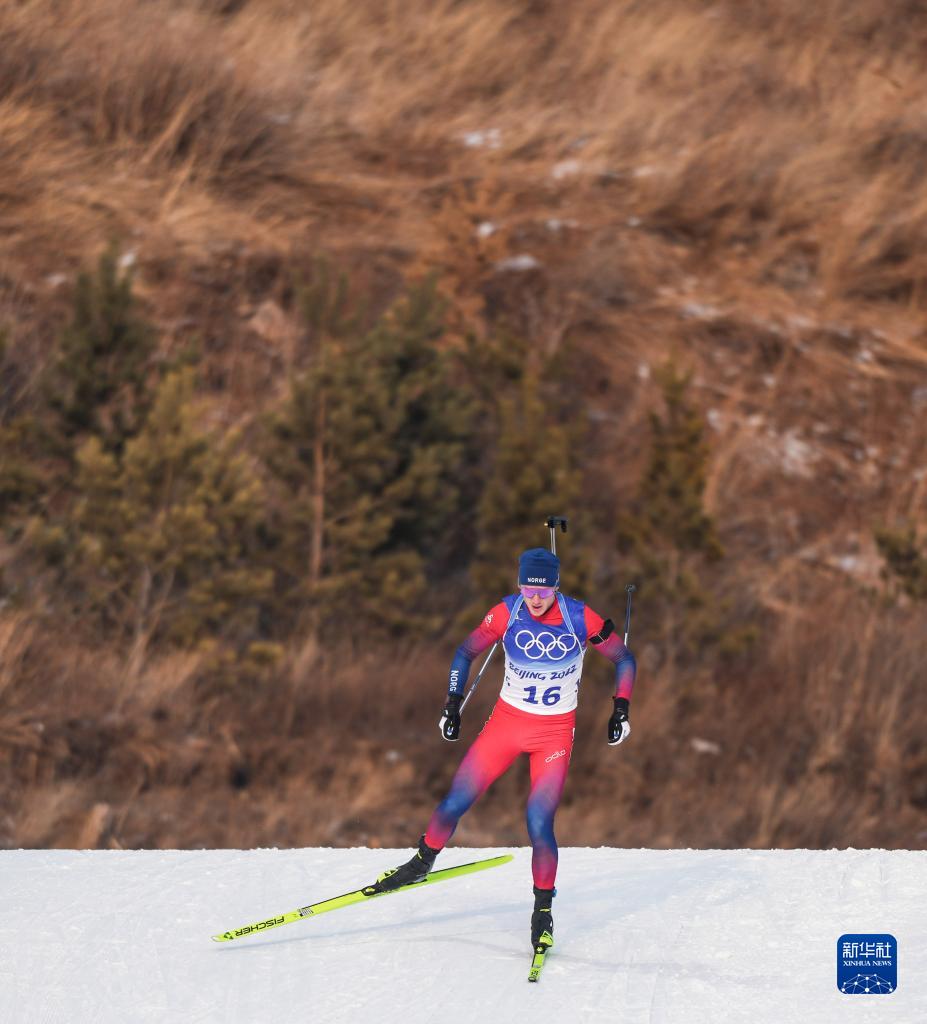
top-left (372, 835), bottom-right (440, 893)
top-left (531, 885), bottom-right (555, 949)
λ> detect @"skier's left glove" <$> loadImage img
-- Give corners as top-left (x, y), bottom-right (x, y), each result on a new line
top-left (607, 697), bottom-right (631, 745)
top-left (439, 693), bottom-right (463, 741)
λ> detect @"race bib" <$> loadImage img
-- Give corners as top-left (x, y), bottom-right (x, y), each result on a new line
top-left (499, 614), bottom-right (585, 715)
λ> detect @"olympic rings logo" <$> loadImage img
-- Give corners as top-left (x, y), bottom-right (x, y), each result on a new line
top-left (513, 630), bottom-right (578, 661)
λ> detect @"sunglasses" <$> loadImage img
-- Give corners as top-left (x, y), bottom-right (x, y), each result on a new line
top-left (520, 585), bottom-right (556, 599)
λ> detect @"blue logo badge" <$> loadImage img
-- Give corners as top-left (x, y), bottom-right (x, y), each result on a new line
top-left (837, 934), bottom-right (897, 994)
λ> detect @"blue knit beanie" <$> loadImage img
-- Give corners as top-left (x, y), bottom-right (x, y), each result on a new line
top-left (518, 548), bottom-right (560, 587)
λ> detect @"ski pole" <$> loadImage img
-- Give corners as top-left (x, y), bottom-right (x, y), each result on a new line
top-left (459, 643), bottom-right (497, 713)
top-left (460, 516), bottom-right (568, 713)
top-left (623, 583), bottom-right (636, 645)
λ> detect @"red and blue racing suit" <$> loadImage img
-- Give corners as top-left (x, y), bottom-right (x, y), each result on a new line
top-left (424, 593), bottom-right (636, 888)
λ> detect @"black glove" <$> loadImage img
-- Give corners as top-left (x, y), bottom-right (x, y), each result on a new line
top-left (607, 697), bottom-right (631, 746)
top-left (439, 693), bottom-right (463, 741)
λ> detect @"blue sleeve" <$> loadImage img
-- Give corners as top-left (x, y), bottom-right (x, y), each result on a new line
top-left (447, 601), bottom-right (508, 696)
top-left (448, 646), bottom-right (474, 696)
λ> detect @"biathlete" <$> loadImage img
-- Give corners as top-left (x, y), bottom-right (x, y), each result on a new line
top-left (374, 547), bottom-right (636, 950)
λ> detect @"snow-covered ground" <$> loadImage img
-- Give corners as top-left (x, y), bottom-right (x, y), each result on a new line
top-left (1, 847), bottom-right (923, 1023)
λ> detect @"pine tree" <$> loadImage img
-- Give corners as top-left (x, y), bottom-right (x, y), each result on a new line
top-left (364, 278), bottom-right (472, 563)
top-left (65, 369), bottom-right (271, 663)
top-left (469, 371), bottom-right (583, 605)
top-left (46, 243), bottom-right (156, 451)
top-left (635, 361), bottom-right (724, 560)
top-left (2, 251), bottom-right (158, 564)
top-left (0, 417), bottom-right (44, 518)
top-left (264, 276), bottom-right (470, 638)
top-left (616, 359), bottom-right (749, 692)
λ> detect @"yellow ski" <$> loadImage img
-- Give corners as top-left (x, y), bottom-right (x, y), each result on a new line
top-left (528, 931), bottom-right (553, 982)
top-left (212, 853), bottom-right (514, 943)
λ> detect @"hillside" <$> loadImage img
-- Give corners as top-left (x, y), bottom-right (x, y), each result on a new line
top-left (1, 1), bottom-right (926, 852)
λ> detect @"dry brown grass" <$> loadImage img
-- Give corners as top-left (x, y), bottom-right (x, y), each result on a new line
top-left (2, 0), bottom-right (927, 851)
top-left (1, 585), bottom-right (923, 852)
top-left (4, 0), bottom-right (927, 351)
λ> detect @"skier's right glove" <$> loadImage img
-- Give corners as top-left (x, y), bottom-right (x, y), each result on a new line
top-left (607, 697), bottom-right (631, 745)
top-left (439, 693), bottom-right (463, 741)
